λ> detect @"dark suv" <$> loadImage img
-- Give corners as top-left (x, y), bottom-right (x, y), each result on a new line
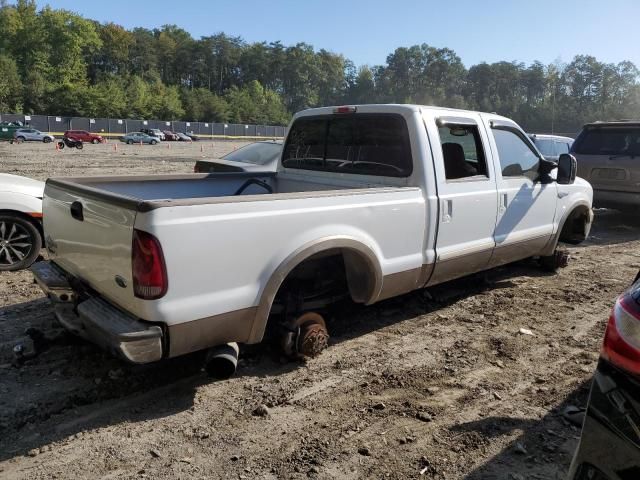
top-left (571, 121), bottom-right (640, 211)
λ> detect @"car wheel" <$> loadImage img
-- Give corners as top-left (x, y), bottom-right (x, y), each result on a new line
top-left (92, 139), bottom-right (99, 144)
top-left (0, 214), bottom-right (42, 271)
top-left (76, 143), bottom-right (83, 150)
top-left (43, 137), bottom-right (52, 143)
top-left (15, 136), bottom-right (25, 144)
top-left (126, 139), bottom-right (133, 145)
top-left (150, 139), bottom-right (157, 145)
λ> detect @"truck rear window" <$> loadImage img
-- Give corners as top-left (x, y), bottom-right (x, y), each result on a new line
top-left (282, 114), bottom-right (413, 177)
top-left (573, 127), bottom-right (640, 156)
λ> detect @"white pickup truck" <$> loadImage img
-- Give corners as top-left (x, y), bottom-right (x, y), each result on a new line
top-left (31, 104), bottom-right (593, 369)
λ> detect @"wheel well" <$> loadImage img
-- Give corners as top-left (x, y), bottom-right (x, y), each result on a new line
top-left (249, 243), bottom-right (382, 343)
top-left (559, 205), bottom-right (591, 244)
top-left (272, 248), bottom-right (376, 311)
top-left (0, 210), bottom-right (43, 241)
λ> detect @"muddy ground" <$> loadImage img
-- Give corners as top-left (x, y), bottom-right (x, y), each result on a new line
top-left (1, 141), bottom-right (639, 479)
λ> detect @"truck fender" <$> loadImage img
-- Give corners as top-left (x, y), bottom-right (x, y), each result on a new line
top-left (541, 200), bottom-right (593, 256)
top-left (247, 236), bottom-right (383, 343)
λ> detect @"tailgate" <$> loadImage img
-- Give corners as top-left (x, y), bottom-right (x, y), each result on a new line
top-left (43, 182), bottom-right (137, 311)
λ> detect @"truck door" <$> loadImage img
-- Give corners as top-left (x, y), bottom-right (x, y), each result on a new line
top-left (485, 119), bottom-right (558, 267)
top-left (427, 115), bottom-right (499, 285)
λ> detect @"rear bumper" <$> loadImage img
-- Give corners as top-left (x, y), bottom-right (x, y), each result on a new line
top-left (30, 261), bottom-right (163, 364)
top-left (593, 189), bottom-right (640, 209)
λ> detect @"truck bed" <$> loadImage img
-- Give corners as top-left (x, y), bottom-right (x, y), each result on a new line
top-left (46, 172), bottom-right (398, 211)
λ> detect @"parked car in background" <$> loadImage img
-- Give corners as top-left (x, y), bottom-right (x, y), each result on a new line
top-left (141, 128), bottom-right (165, 141)
top-left (64, 130), bottom-right (103, 144)
top-left (186, 132), bottom-right (199, 141)
top-left (176, 132), bottom-right (192, 141)
top-left (32, 104), bottom-right (593, 371)
top-left (120, 132), bottom-right (161, 145)
top-left (572, 121), bottom-right (640, 211)
top-left (568, 269), bottom-right (640, 479)
top-left (0, 174), bottom-right (44, 271)
top-left (194, 140), bottom-right (282, 173)
top-left (13, 128), bottom-right (55, 143)
top-left (528, 134), bottom-right (573, 162)
top-left (163, 130), bottom-right (179, 141)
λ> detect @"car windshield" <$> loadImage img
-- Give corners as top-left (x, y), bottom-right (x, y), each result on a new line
top-left (532, 138), bottom-right (555, 156)
top-left (573, 127), bottom-right (640, 156)
top-left (222, 142), bottom-right (282, 165)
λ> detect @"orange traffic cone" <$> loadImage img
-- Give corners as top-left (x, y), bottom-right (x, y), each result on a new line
top-left (55, 142), bottom-right (59, 151)
top-left (113, 143), bottom-right (118, 152)
top-left (200, 144), bottom-right (204, 153)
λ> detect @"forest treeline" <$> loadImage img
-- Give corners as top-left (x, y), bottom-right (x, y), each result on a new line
top-left (1, 0), bottom-right (639, 131)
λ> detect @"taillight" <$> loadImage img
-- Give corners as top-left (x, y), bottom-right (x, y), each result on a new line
top-left (602, 294), bottom-right (640, 374)
top-left (194, 164), bottom-right (201, 173)
top-left (132, 229), bottom-right (167, 299)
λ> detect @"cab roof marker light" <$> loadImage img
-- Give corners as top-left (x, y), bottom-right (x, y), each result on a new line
top-left (333, 106), bottom-right (357, 114)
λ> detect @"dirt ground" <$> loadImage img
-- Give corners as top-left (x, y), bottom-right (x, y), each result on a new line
top-left (1, 141), bottom-right (639, 479)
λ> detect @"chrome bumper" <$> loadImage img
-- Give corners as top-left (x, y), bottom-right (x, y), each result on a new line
top-left (30, 261), bottom-right (163, 364)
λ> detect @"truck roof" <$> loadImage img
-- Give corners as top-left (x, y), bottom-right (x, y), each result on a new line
top-left (295, 104), bottom-right (514, 122)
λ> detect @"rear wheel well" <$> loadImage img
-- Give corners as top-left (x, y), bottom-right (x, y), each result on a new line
top-left (272, 248), bottom-right (376, 313)
top-left (559, 205), bottom-right (591, 245)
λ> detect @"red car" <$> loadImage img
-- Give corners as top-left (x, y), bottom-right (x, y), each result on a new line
top-left (63, 130), bottom-right (103, 144)
top-left (163, 130), bottom-right (179, 141)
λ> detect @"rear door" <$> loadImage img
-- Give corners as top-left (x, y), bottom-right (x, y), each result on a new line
top-left (486, 119), bottom-right (557, 267)
top-left (573, 125), bottom-right (640, 194)
top-left (426, 114), bottom-right (499, 285)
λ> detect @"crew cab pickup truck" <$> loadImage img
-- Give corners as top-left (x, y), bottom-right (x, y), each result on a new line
top-left (31, 104), bottom-right (594, 365)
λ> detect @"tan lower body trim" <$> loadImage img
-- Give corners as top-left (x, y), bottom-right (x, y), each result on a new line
top-left (167, 307), bottom-right (257, 357)
top-left (376, 267), bottom-right (426, 302)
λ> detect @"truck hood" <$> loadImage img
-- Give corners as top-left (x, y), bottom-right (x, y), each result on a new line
top-left (0, 174), bottom-right (45, 198)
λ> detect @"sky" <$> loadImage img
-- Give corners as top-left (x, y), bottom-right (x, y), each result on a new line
top-left (38, 0), bottom-right (640, 68)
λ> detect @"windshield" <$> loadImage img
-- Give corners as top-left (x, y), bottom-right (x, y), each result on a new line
top-left (532, 138), bottom-right (555, 156)
top-left (222, 142), bottom-right (282, 165)
top-left (573, 127), bottom-right (640, 156)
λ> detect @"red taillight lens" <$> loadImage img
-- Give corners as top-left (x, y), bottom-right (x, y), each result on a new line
top-left (132, 229), bottom-right (167, 299)
top-left (194, 164), bottom-right (201, 173)
top-left (602, 294), bottom-right (640, 374)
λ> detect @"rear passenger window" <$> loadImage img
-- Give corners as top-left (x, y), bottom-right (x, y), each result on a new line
top-left (438, 124), bottom-right (488, 180)
top-left (492, 129), bottom-right (541, 180)
top-left (282, 114), bottom-right (412, 177)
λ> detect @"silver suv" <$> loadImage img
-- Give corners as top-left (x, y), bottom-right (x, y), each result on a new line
top-left (13, 128), bottom-right (55, 143)
top-left (572, 121), bottom-right (640, 211)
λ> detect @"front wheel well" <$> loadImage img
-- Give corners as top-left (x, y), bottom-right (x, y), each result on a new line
top-left (559, 205), bottom-right (591, 245)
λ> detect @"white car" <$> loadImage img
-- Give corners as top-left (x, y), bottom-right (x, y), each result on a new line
top-left (13, 128), bottom-right (55, 143)
top-left (0, 174), bottom-right (45, 271)
top-left (32, 104), bottom-right (593, 371)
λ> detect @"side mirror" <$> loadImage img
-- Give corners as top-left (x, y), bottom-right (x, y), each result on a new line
top-left (557, 153), bottom-right (577, 185)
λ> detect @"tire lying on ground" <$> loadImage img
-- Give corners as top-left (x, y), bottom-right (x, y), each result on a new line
top-left (0, 214), bottom-right (42, 271)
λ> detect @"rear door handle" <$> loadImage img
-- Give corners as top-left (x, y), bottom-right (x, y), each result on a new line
top-left (442, 199), bottom-right (452, 223)
top-left (70, 201), bottom-right (84, 221)
top-left (499, 193), bottom-right (508, 212)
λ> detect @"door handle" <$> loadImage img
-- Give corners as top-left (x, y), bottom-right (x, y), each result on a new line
top-left (499, 193), bottom-right (508, 213)
top-left (70, 201), bottom-right (84, 221)
top-left (442, 199), bottom-right (452, 223)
